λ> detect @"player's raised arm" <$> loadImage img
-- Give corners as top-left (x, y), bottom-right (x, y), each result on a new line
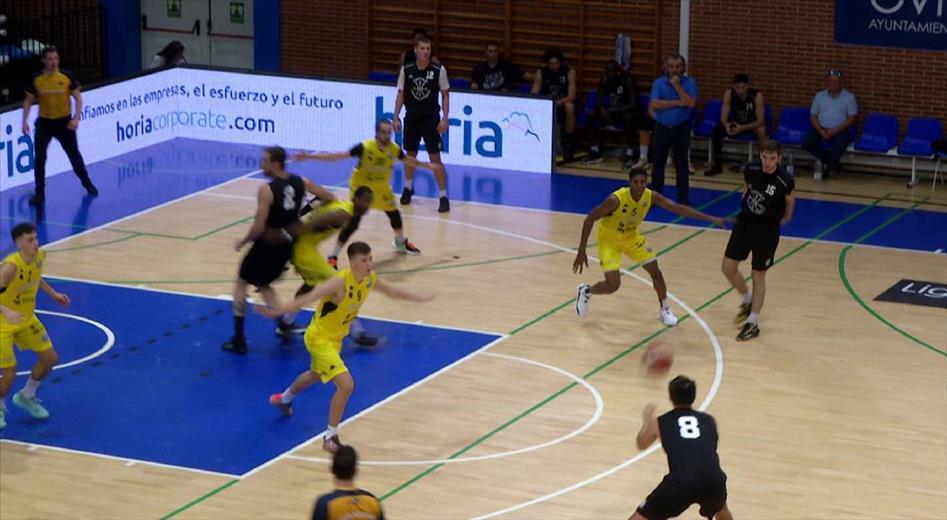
top-left (373, 278), bottom-right (434, 303)
top-left (652, 191), bottom-right (729, 227)
top-left (573, 195), bottom-right (620, 274)
top-left (292, 150), bottom-right (351, 162)
top-left (260, 276), bottom-right (345, 318)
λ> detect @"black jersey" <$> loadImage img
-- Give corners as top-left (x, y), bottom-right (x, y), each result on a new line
top-left (740, 161), bottom-right (794, 226)
top-left (399, 62), bottom-right (449, 116)
top-left (657, 408), bottom-right (725, 484)
top-left (539, 65), bottom-right (570, 99)
top-left (265, 174), bottom-right (305, 229)
top-left (600, 73), bottom-right (635, 109)
top-left (472, 60), bottom-right (523, 91)
top-left (728, 88), bottom-right (759, 125)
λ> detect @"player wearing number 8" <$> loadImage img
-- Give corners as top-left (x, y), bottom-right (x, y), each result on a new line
top-left (630, 376), bottom-right (732, 520)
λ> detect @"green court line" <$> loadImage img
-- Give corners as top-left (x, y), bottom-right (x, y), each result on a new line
top-left (837, 198), bottom-right (945, 358)
top-left (158, 479), bottom-right (240, 520)
top-left (191, 216), bottom-right (255, 240)
top-left (376, 193), bottom-right (889, 502)
top-left (46, 233), bottom-right (143, 253)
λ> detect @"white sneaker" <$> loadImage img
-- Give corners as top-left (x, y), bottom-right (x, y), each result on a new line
top-left (575, 283), bottom-right (591, 318)
top-left (631, 157), bottom-right (649, 170)
top-left (813, 160), bottom-right (823, 181)
top-left (659, 306), bottom-right (678, 326)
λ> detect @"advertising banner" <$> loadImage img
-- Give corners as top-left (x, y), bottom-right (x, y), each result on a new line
top-left (835, 0), bottom-right (947, 51)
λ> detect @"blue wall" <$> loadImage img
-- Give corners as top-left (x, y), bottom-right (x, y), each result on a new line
top-left (102, 0), bottom-right (142, 77)
top-left (253, 0), bottom-right (281, 72)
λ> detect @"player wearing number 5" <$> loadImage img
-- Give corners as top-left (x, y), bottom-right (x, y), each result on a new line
top-left (261, 242), bottom-right (433, 453)
top-left (630, 376), bottom-right (733, 520)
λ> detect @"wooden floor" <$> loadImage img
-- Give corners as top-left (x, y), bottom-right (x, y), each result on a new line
top-left (2, 166), bottom-right (945, 520)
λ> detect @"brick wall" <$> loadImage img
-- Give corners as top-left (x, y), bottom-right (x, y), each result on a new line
top-left (281, 0), bottom-right (367, 79)
top-left (282, 0), bottom-right (946, 132)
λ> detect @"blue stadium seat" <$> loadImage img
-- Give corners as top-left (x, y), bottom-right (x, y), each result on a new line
top-left (898, 117), bottom-right (943, 157)
top-left (450, 78), bottom-right (470, 90)
top-left (773, 107), bottom-right (811, 146)
top-left (578, 90), bottom-right (597, 126)
top-left (693, 100), bottom-right (722, 137)
top-left (514, 83), bottom-right (532, 94)
top-left (854, 113), bottom-right (899, 153)
top-left (368, 70), bottom-right (398, 83)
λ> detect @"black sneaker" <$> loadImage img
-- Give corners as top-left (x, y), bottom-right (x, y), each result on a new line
top-left (28, 193), bottom-right (44, 206)
top-left (352, 332), bottom-right (380, 348)
top-left (222, 336), bottom-right (248, 354)
top-left (734, 303), bottom-right (752, 325)
top-left (736, 322), bottom-right (760, 342)
top-left (581, 151), bottom-right (604, 164)
top-left (275, 321), bottom-right (304, 340)
top-left (400, 187), bottom-right (414, 205)
top-left (704, 162), bottom-right (723, 176)
top-left (438, 196), bottom-right (450, 213)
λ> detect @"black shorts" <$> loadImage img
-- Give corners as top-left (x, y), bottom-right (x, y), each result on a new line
top-left (403, 112), bottom-right (441, 153)
top-left (637, 475), bottom-right (728, 520)
top-left (637, 114), bottom-right (655, 132)
top-left (239, 241), bottom-right (292, 286)
top-left (724, 219), bottom-right (781, 271)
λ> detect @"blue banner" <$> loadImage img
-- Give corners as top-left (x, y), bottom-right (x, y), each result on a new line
top-left (835, 0), bottom-right (947, 51)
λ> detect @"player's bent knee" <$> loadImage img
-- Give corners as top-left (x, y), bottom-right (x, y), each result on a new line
top-left (386, 210), bottom-right (403, 229)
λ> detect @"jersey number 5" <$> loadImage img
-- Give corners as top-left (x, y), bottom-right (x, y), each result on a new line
top-left (678, 416), bottom-right (701, 439)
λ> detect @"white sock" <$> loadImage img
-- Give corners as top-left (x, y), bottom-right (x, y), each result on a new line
top-left (22, 377), bottom-right (41, 398)
top-left (351, 318), bottom-right (366, 337)
top-left (660, 299), bottom-right (670, 310)
top-left (439, 189), bottom-right (447, 198)
top-left (626, 147), bottom-right (635, 157)
top-left (591, 145), bottom-right (600, 153)
top-left (281, 388), bottom-right (297, 403)
top-left (394, 229), bottom-right (405, 242)
top-left (638, 144), bottom-right (647, 159)
top-left (331, 243), bottom-right (343, 258)
top-left (740, 292), bottom-right (752, 305)
top-left (326, 425), bottom-right (339, 438)
top-left (747, 312), bottom-right (759, 324)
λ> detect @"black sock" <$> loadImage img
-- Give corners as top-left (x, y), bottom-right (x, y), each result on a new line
top-left (234, 316), bottom-right (245, 338)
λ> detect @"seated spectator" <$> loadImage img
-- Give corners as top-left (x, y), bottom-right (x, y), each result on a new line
top-left (705, 73), bottom-right (766, 176)
top-left (470, 41), bottom-right (531, 92)
top-left (148, 40), bottom-right (186, 68)
top-left (802, 69), bottom-right (857, 180)
top-left (399, 28), bottom-right (439, 67)
top-left (532, 48), bottom-right (577, 161)
top-left (583, 60), bottom-right (642, 165)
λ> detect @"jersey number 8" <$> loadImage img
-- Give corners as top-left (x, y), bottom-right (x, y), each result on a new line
top-left (678, 416), bottom-right (701, 439)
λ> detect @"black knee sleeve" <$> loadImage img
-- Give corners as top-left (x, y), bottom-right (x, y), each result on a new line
top-left (386, 210), bottom-right (403, 230)
top-left (338, 214), bottom-right (362, 244)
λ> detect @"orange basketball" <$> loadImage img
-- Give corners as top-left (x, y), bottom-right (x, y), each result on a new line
top-left (642, 341), bottom-right (674, 374)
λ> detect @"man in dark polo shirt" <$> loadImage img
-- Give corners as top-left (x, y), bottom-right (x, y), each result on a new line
top-left (22, 46), bottom-right (97, 206)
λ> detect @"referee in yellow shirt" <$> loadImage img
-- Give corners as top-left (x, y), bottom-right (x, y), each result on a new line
top-left (22, 46), bottom-right (97, 206)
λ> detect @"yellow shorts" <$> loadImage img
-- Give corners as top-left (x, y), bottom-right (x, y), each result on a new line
top-left (292, 237), bottom-right (337, 286)
top-left (304, 330), bottom-right (348, 383)
top-left (597, 233), bottom-right (656, 272)
top-left (351, 180), bottom-right (396, 213)
top-left (0, 315), bottom-right (53, 369)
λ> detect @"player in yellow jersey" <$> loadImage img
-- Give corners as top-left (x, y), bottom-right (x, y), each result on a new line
top-left (0, 223), bottom-right (71, 429)
top-left (573, 168), bottom-right (729, 325)
top-left (260, 242), bottom-right (433, 453)
top-left (293, 119), bottom-right (442, 263)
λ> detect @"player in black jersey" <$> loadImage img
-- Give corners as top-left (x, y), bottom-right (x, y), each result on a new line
top-left (705, 74), bottom-right (767, 176)
top-left (398, 28), bottom-right (439, 68)
top-left (721, 140), bottom-right (795, 341)
top-left (531, 48), bottom-right (578, 161)
top-left (394, 35), bottom-right (451, 213)
top-left (584, 60), bottom-right (643, 165)
top-left (223, 146), bottom-right (337, 354)
top-left (631, 375), bottom-right (733, 520)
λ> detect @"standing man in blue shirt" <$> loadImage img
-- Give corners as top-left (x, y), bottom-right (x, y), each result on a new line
top-left (802, 69), bottom-right (857, 180)
top-left (649, 54), bottom-right (697, 204)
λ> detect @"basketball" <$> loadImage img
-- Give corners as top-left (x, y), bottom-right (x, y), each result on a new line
top-left (642, 340), bottom-right (674, 374)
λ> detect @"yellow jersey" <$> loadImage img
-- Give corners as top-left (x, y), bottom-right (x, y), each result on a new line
top-left (0, 249), bottom-right (46, 328)
top-left (350, 139), bottom-right (405, 186)
top-left (598, 187), bottom-right (652, 240)
top-left (309, 268), bottom-right (377, 341)
top-left (312, 487), bottom-right (384, 520)
top-left (299, 199), bottom-right (355, 246)
top-left (26, 69), bottom-right (79, 119)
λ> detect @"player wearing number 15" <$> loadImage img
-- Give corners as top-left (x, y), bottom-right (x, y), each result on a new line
top-left (630, 376), bottom-right (732, 520)
top-left (261, 242), bottom-right (434, 453)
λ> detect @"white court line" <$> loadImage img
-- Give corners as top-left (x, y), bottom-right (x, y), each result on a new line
top-left (0, 438), bottom-right (240, 479)
top-left (15, 310), bottom-right (116, 376)
top-left (284, 350), bottom-right (604, 466)
top-left (238, 334), bottom-right (511, 479)
top-left (392, 215), bottom-right (724, 519)
top-left (44, 275), bottom-right (504, 338)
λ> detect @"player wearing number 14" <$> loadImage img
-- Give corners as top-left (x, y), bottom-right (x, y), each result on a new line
top-left (630, 376), bottom-right (733, 520)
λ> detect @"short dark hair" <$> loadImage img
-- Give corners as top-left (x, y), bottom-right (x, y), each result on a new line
top-left (353, 185), bottom-right (373, 200)
top-left (666, 53), bottom-right (686, 68)
top-left (414, 35), bottom-right (432, 47)
top-left (41, 46), bottom-right (58, 58)
top-left (347, 241), bottom-right (372, 258)
top-left (733, 73), bottom-right (750, 84)
top-left (331, 445), bottom-right (357, 480)
top-left (669, 375), bottom-right (697, 406)
top-left (263, 146), bottom-right (286, 167)
top-left (375, 118), bottom-right (392, 131)
top-left (411, 28), bottom-right (429, 39)
top-left (759, 140), bottom-right (781, 155)
top-left (543, 48), bottom-right (564, 64)
top-left (628, 167), bottom-right (648, 179)
top-left (485, 40), bottom-right (500, 49)
top-left (11, 222), bottom-right (37, 241)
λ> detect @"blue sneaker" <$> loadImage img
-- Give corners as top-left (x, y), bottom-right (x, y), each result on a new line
top-left (13, 391), bottom-right (49, 420)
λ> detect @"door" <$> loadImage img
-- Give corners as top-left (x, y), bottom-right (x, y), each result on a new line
top-left (140, 0), bottom-right (254, 69)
